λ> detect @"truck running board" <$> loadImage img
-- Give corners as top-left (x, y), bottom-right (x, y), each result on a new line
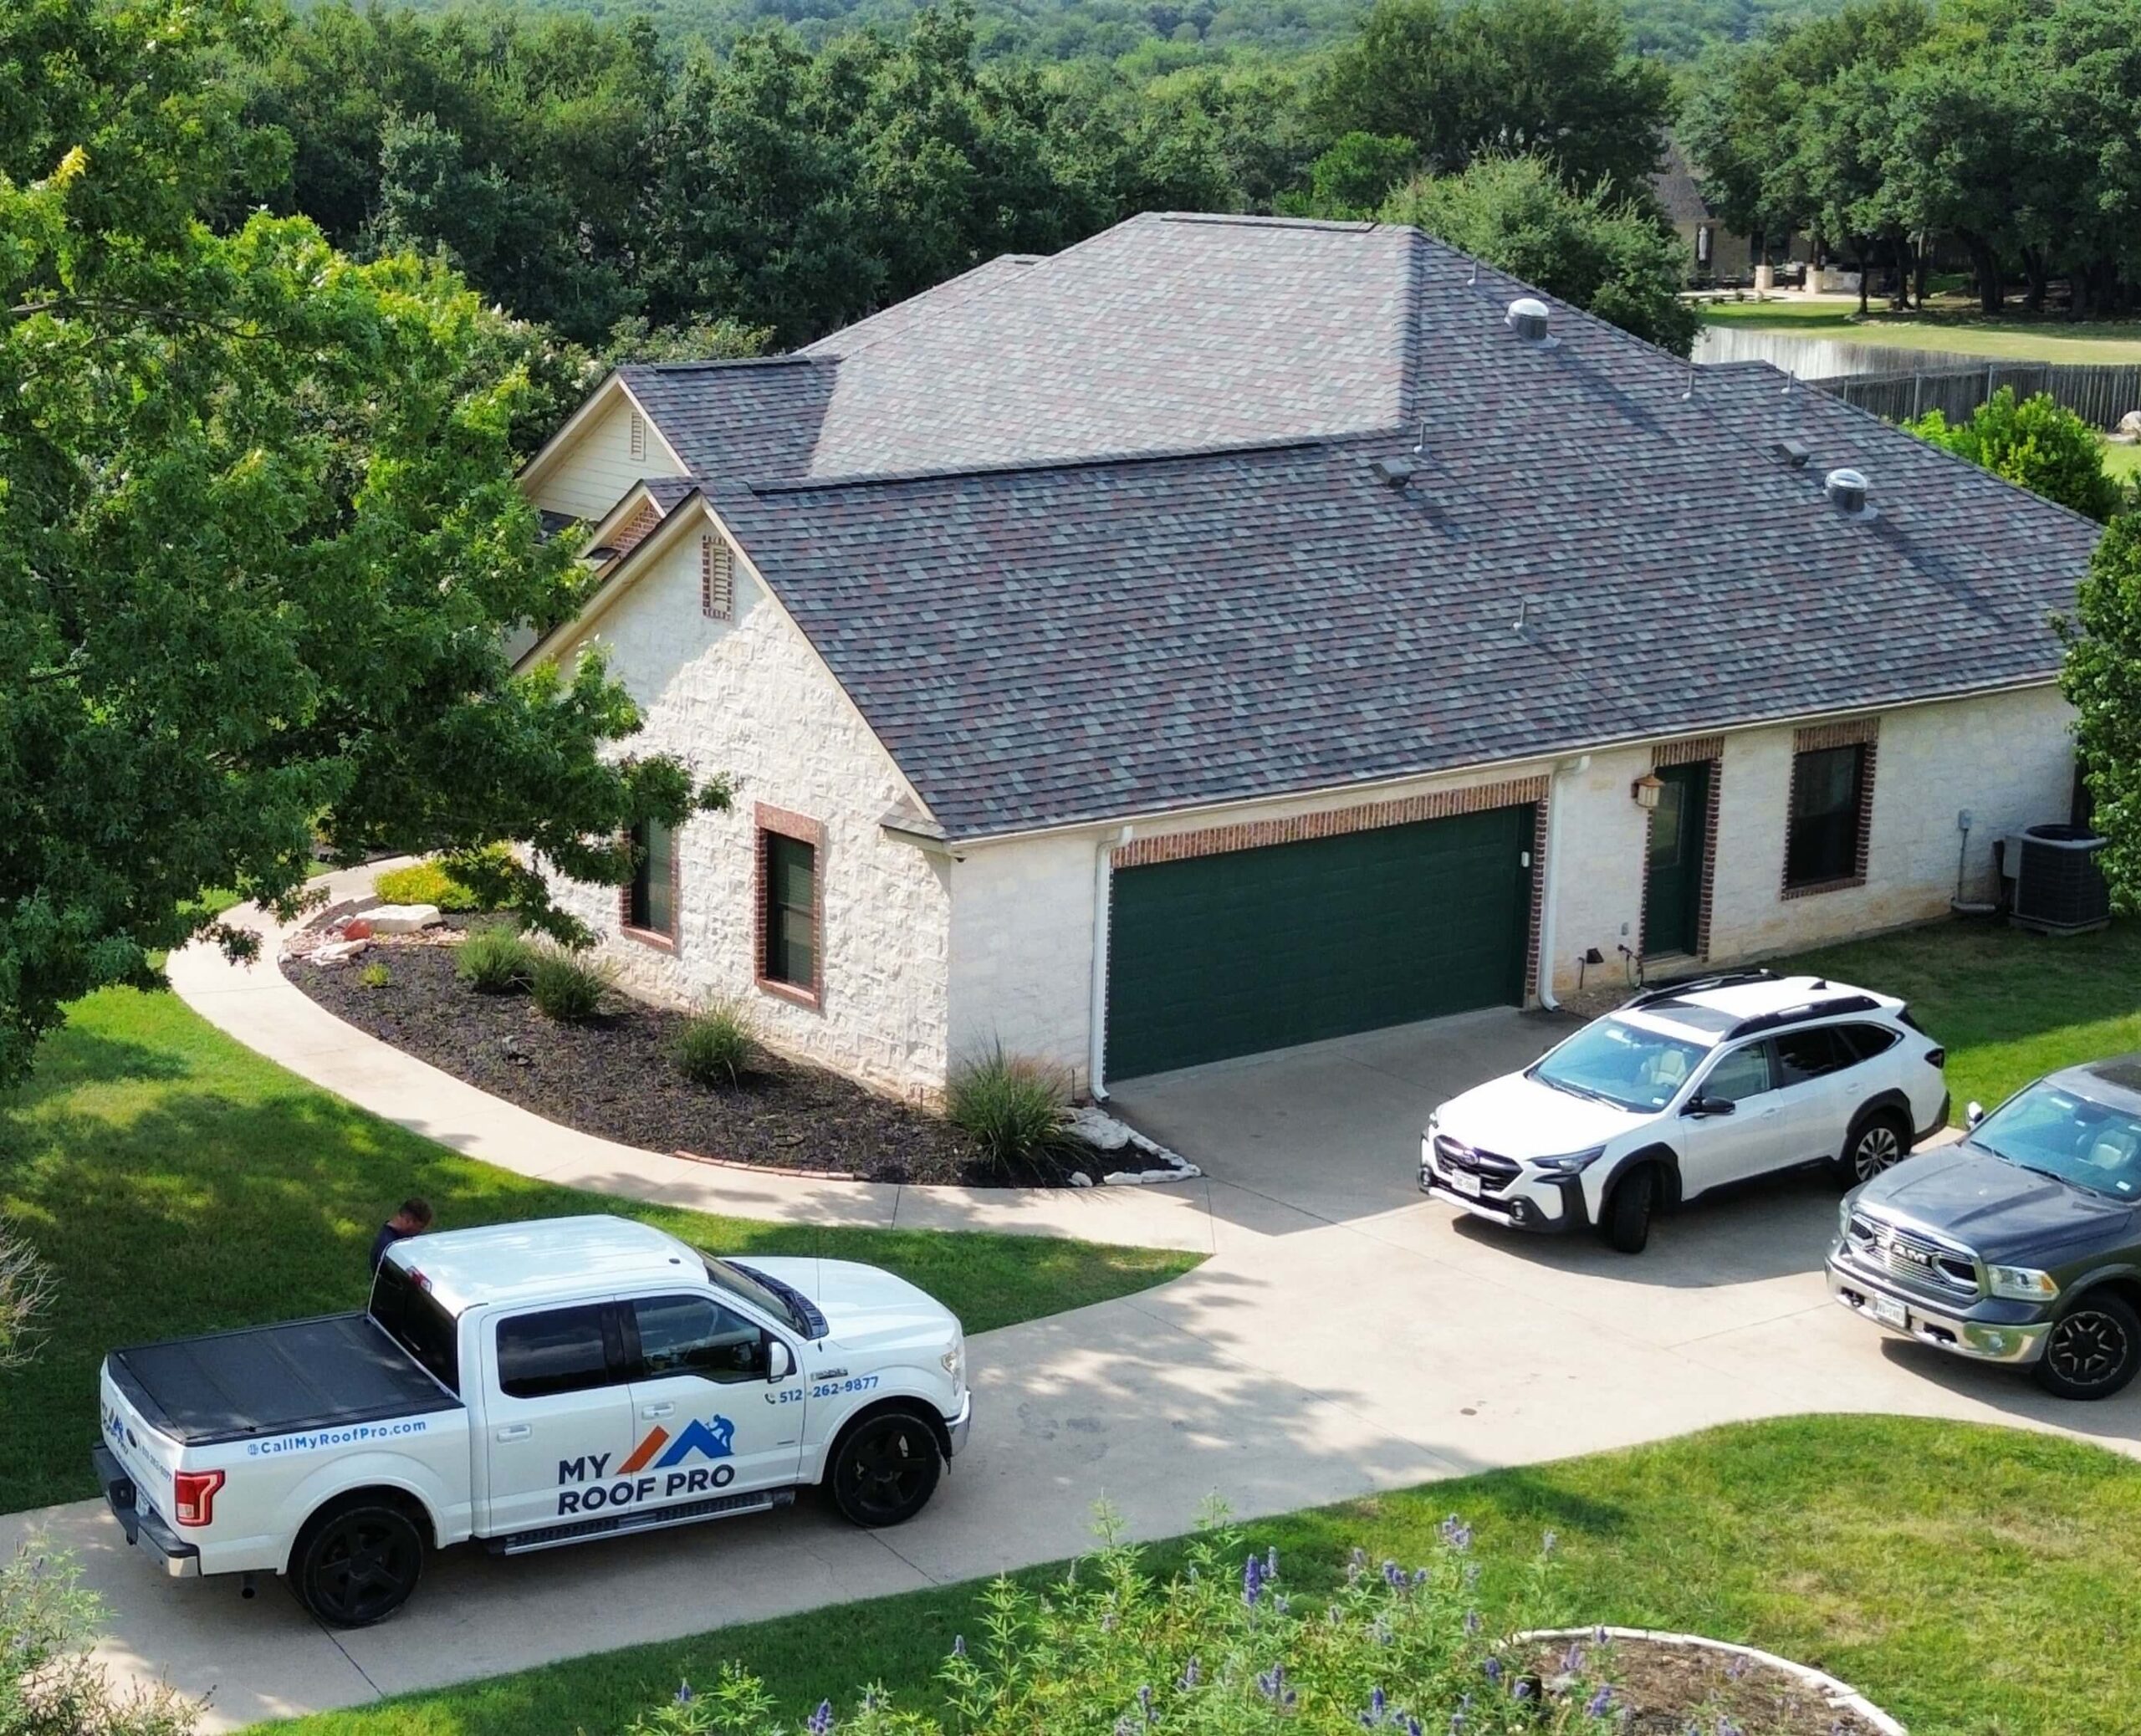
top-left (491, 1488), bottom-right (799, 1555)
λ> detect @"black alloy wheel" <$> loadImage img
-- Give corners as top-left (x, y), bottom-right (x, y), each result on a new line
top-left (2034, 1293), bottom-right (2141, 1401)
top-left (294, 1502), bottom-right (426, 1626)
top-left (830, 1412), bottom-right (943, 1528)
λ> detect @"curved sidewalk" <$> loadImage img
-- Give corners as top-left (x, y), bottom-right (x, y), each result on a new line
top-left (166, 865), bottom-right (1218, 1254)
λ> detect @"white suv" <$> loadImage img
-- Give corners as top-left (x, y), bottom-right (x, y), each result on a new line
top-left (1419, 972), bottom-right (1949, 1253)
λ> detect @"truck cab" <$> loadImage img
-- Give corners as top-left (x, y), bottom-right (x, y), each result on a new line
top-left (95, 1216), bottom-right (971, 1624)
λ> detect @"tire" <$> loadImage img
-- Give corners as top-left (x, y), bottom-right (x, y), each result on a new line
top-left (827, 1409), bottom-right (943, 1529)
top-left (1600, 1165), bottom-right (1656, 1255)
top-left (2033, 1293), bottom-right (2141, 1401)
top-left (1835, 1108), bottom-right (1911, 1186)
top-left (289, 1498), bottom-right (427, 1627)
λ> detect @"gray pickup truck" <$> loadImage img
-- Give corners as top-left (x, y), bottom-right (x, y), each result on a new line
top-left (1828, 1056), bottom-right (2141, 1400)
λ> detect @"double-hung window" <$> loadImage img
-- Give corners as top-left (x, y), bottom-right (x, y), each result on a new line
top-left (1786, 743), bottom-right (1868, 890)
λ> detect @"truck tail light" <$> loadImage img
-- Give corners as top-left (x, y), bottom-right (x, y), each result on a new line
top-left (173, 1469), bottom-right (224, 1528)
top-left (1925, 1047), bottom-right (1946, 1070)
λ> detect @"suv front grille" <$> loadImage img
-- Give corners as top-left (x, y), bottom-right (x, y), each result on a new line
top-left (1847, 1213), bottom-right (1980, 1298)
top-left (1433, 1136), bottom-right (1522, 1187)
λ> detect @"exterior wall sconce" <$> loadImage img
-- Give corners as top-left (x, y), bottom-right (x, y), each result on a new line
top-left (1632, 772), bottom-right (1664, 812)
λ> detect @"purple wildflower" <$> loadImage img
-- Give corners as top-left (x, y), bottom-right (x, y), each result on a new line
top-left (1138, 1683), bottom-right (1154, 1719)
top-left (1484, 1658), bottom-right (1504, 1687)
top-left (1256, 1664), bottom-right (1295, 1706)
top-left (1562, 1641), bottom-right (1586, 1673)
top-left (1266, 1545), bottom-right (1280, 1580)
top-left (1178, 1657), bottom-right (1202, 1691)
top-left (806, 1702), bottom-right (834, 1736)
top-left (1586, 1685), bottom-right (1615, 1718)
top-left (1273, 1594), bottom-right (1292, 1615)
top-left (1464, 1610), bottom-right (1482, 1636)
top-left (673, 1682), bottom-right (694, 1707)
top-left (1243, 1553), bottom-right (1265, 1607)
top-left (1439, 1515), bottom-right (1474, 1551)
top-left (1413, 1566), bottom-right (1430, 1586)
top-left (1383, 1560), bottom-right (1405, 1588)
top-left (1512, 1678), bottom-right (1533, 1703)
top-left (1359, 1684), bottom-right (1387, 1726)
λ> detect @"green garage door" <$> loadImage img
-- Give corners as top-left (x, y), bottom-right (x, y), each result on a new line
top-left (1106, 804), bottom-right (1535, 1080)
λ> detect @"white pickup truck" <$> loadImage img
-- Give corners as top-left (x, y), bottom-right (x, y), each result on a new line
top-left (92, 1216), bottom-right (971, 1626)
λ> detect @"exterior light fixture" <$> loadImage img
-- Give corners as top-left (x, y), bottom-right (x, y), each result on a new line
top-left (1632, 772), bottom-right (1664, 812)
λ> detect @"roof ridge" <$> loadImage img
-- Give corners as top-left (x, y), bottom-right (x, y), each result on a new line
top-left (620, 354), bottom-right (824, 375)
top-left (1156, 212), bottom-right (1384, 235)
top-left (747, 434), bottom-right (1332, 496)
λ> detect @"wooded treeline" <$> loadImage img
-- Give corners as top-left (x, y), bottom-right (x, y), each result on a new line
top-left (1685, 0), bottom-right (2141, 316)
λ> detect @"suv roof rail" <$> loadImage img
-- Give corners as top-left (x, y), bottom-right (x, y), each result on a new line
top-left (1725, 993), bottom-right (1881, 1040)
top-left (1623, 968), bottom-right (1779, 1010)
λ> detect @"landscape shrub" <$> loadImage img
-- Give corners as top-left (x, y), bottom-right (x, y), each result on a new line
top-left (528, 946), bottom-right (615, 1024)
top-left (946, 1047), bottom-right (1072, 1170)
top-left (0, 1226), bottom-right (52, 1371)
top-left (672, 1000), bottom-right (757, 1090)
top-left (629, 1515), bottom-right (1617, 1735)
top-left (453, 925), bottom-right (536, 993)
top-left (355, 962), bottom-right (391, 989)
top-left (2, 1546), bottom-right (198, 1736)
top-left (375, 845), bottom-right (515, 913)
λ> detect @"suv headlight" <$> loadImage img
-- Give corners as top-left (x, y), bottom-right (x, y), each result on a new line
top-left (1987, 1265), bottom-right (2060, 1302)
top-left (940, 1335), bottom-right (966, 1386)
top-left (1530, 1146), bottom-right (1605, 1175)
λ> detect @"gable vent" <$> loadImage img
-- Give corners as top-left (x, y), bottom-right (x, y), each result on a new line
top-left (628, 410), bottom-right (646, 461)
top-left (701, 534), bottom-right (733, 620)
top-left (1505, 297), bottom-right (1551, 342)
top-left (1824, 467), bottom-right (1871, 516)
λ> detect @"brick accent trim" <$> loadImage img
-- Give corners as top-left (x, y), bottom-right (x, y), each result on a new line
top-left (1652, 734), bottom-right (1725, 768)
top-left (611, 499), bottom-right (661, 557)
top-left (754, 803), bottom-right (825, 1010)
top-left (620, 822), bottom-right (682, 952)
top-left (1111, 777), bottom-right (1551, 1005)
top-left (1637, 743), bottom-right (1725, 962)
top-left (1782, 718), bottom-right (1879, 899)
top-left (1111, 777), bottom-right (1551, 868)
top-left (700, 534), bottom-right (733, 620)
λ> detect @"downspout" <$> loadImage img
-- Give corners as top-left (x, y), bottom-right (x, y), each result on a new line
top-left (1088, 825), bottom-right (1131, 1100)
top-left (1535, 755), bottom-right (1590, 1012)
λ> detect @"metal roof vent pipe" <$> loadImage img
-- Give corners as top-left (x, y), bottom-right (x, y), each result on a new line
top-left (1824, 467), bottom-right (1872, 517)
top-left (1505, 297), bottom-right (1552, 342)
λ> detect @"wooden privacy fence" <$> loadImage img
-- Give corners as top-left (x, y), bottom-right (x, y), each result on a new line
top-left (1803, 360), bottom-right (2141, 429)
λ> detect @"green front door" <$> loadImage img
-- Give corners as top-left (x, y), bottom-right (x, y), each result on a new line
top-left (1105, 804), bottom-right (1535, 1080)
top-left (1642, 760), bottom-right (1709, 959)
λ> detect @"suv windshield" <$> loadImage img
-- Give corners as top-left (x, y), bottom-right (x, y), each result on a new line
top-left (1971, 1082), bottom-right (2141, 1201)
top-left (1530, 1017), bottom-right (1709, 1114)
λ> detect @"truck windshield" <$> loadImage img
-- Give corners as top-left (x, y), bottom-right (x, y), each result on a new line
top-left (369, 1260), bottom-right (462, 1391)
top-left (1528, 1017), bottom-right (1709, 1114)
top-left (1971, 1083), bottom-right (2141, 1201)
top-left (703, 1257), bottom-right (823, 1338)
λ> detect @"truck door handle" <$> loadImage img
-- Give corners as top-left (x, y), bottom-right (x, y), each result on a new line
top-left (641, 1402), bottom-right (676, 1419)
top-left (495, 1424), bottom-right (532, 1442)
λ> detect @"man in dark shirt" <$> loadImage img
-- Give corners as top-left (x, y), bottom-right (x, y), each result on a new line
top-left (369, 1197), bottom-right (433, 1274)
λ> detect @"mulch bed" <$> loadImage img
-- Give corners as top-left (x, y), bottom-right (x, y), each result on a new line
top-left (1524, 1634), bottom-right (1889, 1733)
top-left (283, 922), bottom-right (1063, 1187)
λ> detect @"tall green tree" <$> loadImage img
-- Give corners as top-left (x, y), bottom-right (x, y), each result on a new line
top-left (0, 0), bottom-right (718, 1084)
top-left (1316, 0), bottom-right (1674, 194)
top-left (2062, 513), bottom-right (2141, 908)
top-left (1383, 153), bottom-right (1699, 354)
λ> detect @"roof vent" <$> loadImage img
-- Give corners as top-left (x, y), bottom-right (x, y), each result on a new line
top-left (1506, 297), bottom-right (1551, 341)
top-left (1369, 456), bottom-right (1418, 489)
top-left (1824, 467), bottom-right (1871, 516)
top-left (1769, 437), bottom-right (1811, 470)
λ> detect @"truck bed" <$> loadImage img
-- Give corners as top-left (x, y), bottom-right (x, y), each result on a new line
top-left (108, 1312), bottom-right (462, 1445)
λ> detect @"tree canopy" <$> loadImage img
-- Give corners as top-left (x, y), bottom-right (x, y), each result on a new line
top-left (1907, 391), bottom-right (2124, 525)
top-left (0, 0), bottom-right (718, 1083)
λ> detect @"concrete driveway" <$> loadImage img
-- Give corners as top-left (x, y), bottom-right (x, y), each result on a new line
top-left (1109, 1007), bottom-right (1577, 1228)
top-left (14, 955), bottom-right (2141, 1730)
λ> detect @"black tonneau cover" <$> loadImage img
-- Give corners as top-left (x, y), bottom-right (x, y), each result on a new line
top-left (109, 1312), bottom-right (462, 1446)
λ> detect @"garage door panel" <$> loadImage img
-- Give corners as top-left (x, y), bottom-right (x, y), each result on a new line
top-left (1106, 806), bottom-right (1532, 1079)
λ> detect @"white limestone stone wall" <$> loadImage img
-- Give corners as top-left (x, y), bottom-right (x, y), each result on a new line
top-left (529, 392), bottom-right (685, 523)
top-left (1704, 684), bottom-right (2075, 961)
top-left (547, 514), bottom-right (952, 1099)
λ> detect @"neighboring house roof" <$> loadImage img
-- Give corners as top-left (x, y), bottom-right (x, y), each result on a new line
top-left (539, 212), bottom-right (2098, 843)
top-left (1652, 140), bottom-right (1715, 228)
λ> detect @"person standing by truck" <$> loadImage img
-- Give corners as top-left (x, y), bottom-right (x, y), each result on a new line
top-left (369, 1197), bottom-right (432, 1274)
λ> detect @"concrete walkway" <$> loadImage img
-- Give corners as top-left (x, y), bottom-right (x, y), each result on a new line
top-left (8, 877), bottom-right (2134, 1730)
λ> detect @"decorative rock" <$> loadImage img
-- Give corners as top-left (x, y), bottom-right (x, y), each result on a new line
top-left (310, 938), bottom-right (369, 965)
top-left (1066, 1105), bottom-right (1135, 1151)
top-left (340, 917), bottom-right (374, 941)
top-left (365, 903), bottom-right (443, 934)
top-left (2119, 409), bottom-right (2141, 440)
top-left (1069, 1171), bottom-right (1095, 1188)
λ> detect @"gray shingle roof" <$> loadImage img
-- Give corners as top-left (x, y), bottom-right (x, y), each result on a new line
top-left (601, 214), bottom-right (2098, 840)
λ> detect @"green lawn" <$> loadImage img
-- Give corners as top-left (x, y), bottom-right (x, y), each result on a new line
top-left (1778, 917), bottom-right (2141, 1125)
top-left (0, 988), bottom-right (1198, 1514)
top-left (1700, 299), bottom-right (2141, 364)
top-left (273, 1416), bottom-right (2141, 1736)
top-left (2102, 438), bottom-right (2141, 482)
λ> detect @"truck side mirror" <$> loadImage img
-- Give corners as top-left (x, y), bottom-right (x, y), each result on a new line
top-left (1684, 1095), bottom-right (1735, 1119)
top-left (766, 1339), bottom-right (793, 1382)
top-left (1965, 1101), bottom-right (1985, 1129)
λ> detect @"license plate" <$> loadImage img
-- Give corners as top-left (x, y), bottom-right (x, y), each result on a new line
top-left (1872, 1294), bottom-right (1909, 1330)
top-left (1449, 1170), bottom-right (1483, 1199)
